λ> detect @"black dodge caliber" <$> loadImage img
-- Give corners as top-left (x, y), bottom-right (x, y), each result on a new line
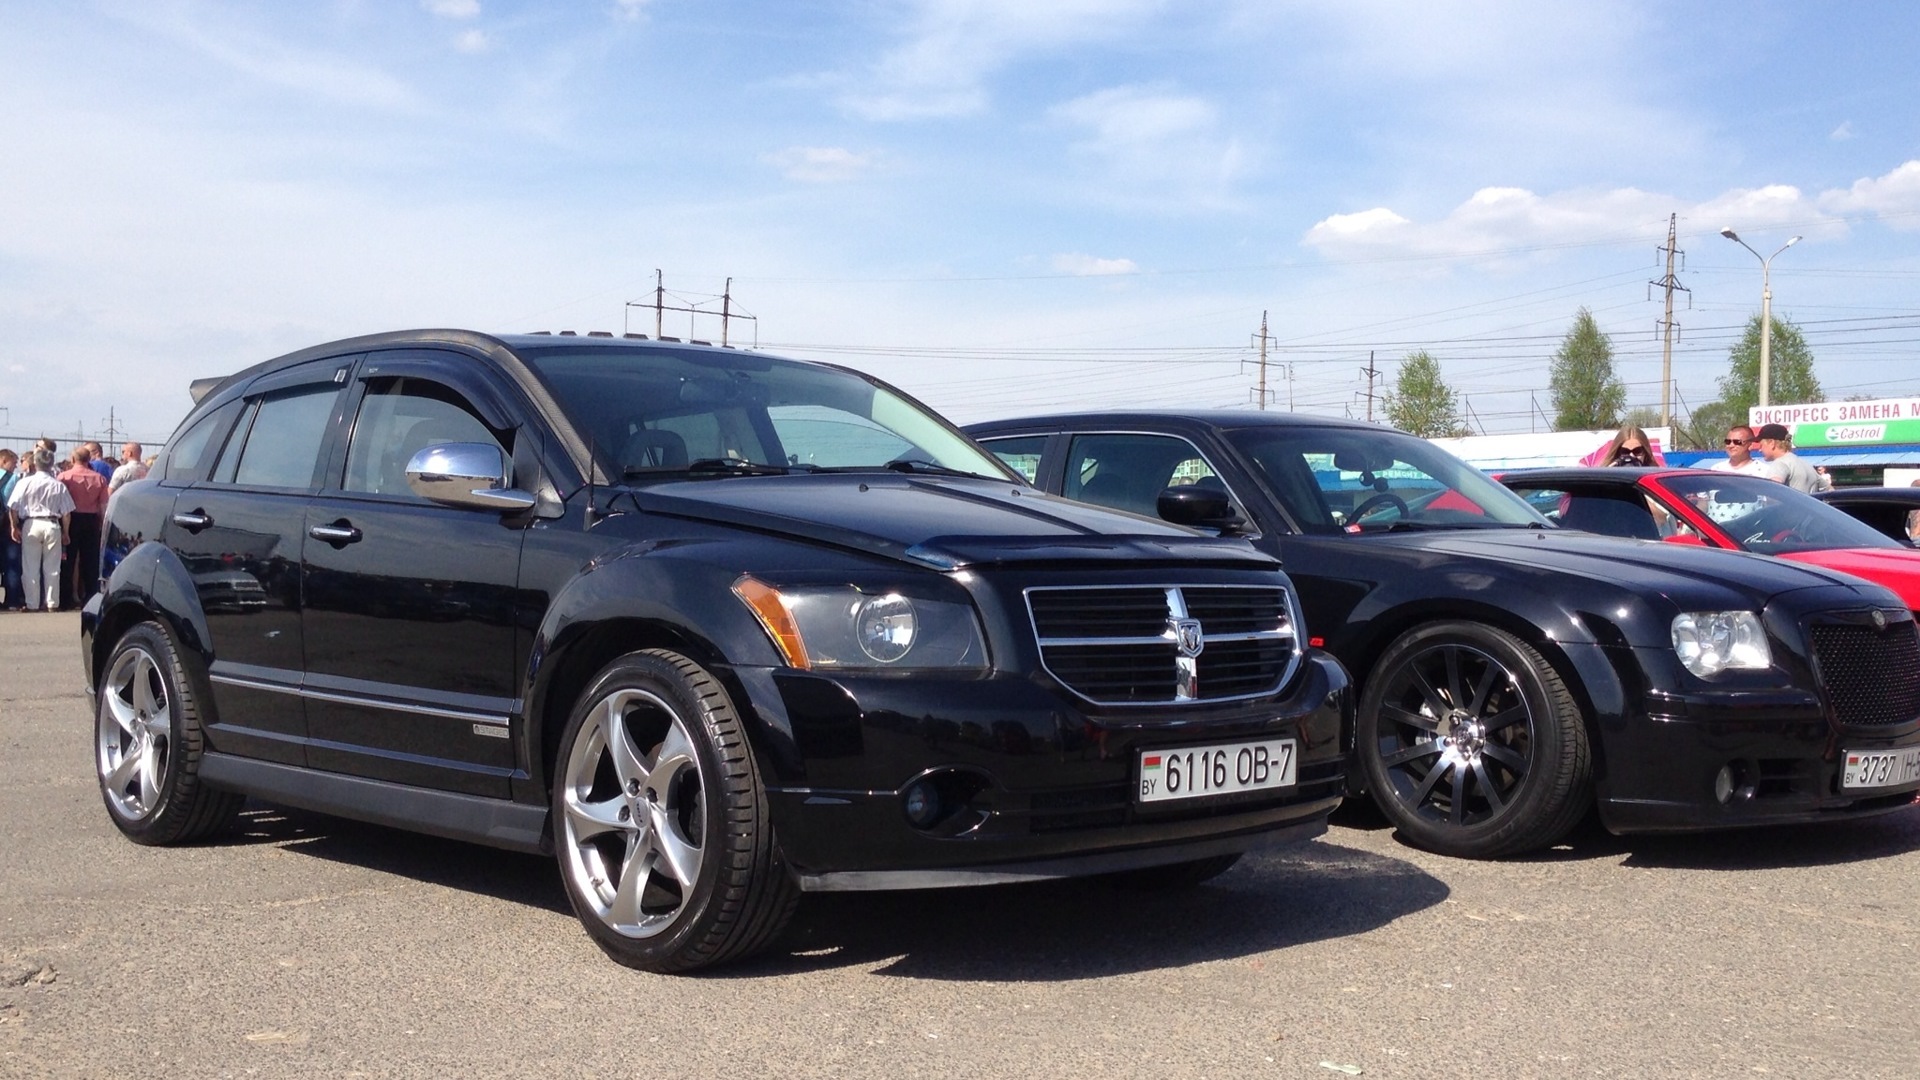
top-left (81, 331), bottom-right (1349, 972)
top-left (966, 411), bottom-right (1920, 858)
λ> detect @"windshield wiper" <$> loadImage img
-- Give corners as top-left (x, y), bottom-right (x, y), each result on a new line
top-left (880, 458), bottom-right (996, 480)
top-left (623, 458), bottom-right (800, 479)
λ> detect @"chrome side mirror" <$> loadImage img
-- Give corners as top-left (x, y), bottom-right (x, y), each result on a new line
top-left (405, 442), bottom-right (537, 512)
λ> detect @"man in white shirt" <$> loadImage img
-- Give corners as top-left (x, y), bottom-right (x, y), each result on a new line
top-left (107, 441), bottom-right (148, 494)
top-left (1709, 425), bottom-right (1768, 475)
top-left (5, 449), bottom-right (76, 611)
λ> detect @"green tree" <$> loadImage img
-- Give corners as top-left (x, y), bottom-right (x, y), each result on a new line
top-left (1675, 398), bottom-right (1739, 451)
top-left (1716, 314), bottom-right (1822, 416)
top-left (1384, 350), bottom-right (1468, 437)
top-left (1549, 308), bottom-right (1626, 430)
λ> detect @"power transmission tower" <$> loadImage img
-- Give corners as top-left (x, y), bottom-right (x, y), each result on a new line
top-left (1360, 352), bottom-right (1380, 423)
top-left (1250, 311), bottom-right (1290, 410)
top-left (100, 408), bottom-right (122, 446)
top-left (627, 272), bottom-right (757, 346)
top-left (1649, 213), bottom-right (1691, 428)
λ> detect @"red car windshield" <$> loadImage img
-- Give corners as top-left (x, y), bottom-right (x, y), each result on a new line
top-left (1662, 472), bottom-right (1905, 555)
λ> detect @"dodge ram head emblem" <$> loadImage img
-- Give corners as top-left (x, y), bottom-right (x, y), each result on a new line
top-left (1173, 617), bottom-right (1205, 657)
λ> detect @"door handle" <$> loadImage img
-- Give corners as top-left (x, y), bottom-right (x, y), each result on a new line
top-left (171, 510), bottom-right (212, 532)
top-left (308, 521), bottom-right (363, 546)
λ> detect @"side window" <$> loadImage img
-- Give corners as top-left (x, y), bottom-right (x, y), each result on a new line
top-left (227, 385), bottom-right (342, 490)
top-left (980, 436), bottom-right (1045, 484)
top-left (343, 378), bottom-right (507, 496)
top-left (159, 398), bottom-right (243, 484)
top-left (1063, 433), bottom-right (1200, 518)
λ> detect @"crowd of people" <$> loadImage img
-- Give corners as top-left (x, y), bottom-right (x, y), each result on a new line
top-left (1593, 421), bottom-right (1833, 493)
top-left (1, 437), bottom-right (148, 612)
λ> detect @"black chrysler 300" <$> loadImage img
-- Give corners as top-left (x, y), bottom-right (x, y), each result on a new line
top-left (81, 332), bottom-right (1350, 971)
top-left (966, 411), bottom-right (1920, 858)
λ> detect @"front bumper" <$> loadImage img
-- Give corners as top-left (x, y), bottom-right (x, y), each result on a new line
top-left (1597, 648), bottom-right (1920, 833)
top-left (742, 651), bottom-right (1351, 887)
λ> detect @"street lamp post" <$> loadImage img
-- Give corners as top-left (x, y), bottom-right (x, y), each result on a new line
top-left (1719, 228), bottom-right (1801, 409)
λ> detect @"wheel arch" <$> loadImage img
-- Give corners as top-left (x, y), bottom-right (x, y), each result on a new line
top-left (88, 540), bottom-right (216, 698)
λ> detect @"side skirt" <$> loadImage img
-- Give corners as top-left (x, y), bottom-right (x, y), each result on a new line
top-left (199, 752), bottom-right (552, 856)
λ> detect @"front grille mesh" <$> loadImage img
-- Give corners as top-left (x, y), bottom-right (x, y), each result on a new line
top-left (1027, 585), bottom-right (1298, 705)
top-left (1810, 618), bottom-right (1920, 728)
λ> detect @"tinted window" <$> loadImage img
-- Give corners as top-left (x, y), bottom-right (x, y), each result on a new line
top-left (980, 435), bottom-right (1045, 484)
top-left (343, 378), bottom-right (505, 496)
top-left (1062, 434), bottom-right (1225, 519)
top-left (1225, 426), bottom-right (1545, 534)
top-left (1661, 472), bottom-right (1904, 554)
top-left (160, 398), bottom-right (243, 484)
top-left (229, 386), bottom-right (340, 490)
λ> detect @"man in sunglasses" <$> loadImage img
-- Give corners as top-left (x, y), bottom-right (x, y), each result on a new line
top-left (1709, 425), bottom-right (1767, 476)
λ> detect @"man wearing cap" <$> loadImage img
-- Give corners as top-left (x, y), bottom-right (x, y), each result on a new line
top-left (1754, 423), bottom-right (1820, 493)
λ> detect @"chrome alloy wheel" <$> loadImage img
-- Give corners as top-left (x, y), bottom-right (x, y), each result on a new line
top-left (97, 645), bottom-right (172, 821)
top-left (559, 687), bottom-right (708, 939)
top-left (1373, 643), bottom-right (1534, 827)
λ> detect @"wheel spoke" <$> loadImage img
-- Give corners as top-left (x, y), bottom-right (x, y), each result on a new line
top-left (106, 748), bottom-right (141, 793)
top-left (1470, 758), bottom-right (1506, 813)
top-left (647, 802), bottom-right (702, 888)
top-left (564, 792), bottom-right (628, 842)
top-left (1444, 648), bottom-right (1466, 712)
top-left (1448, 761), bottom-right (1468, 825)
top-left (1466, 664), bottom-right (1501, 718)
top-left (1411, 758), bottom-right (1451, 807)
top-left (607, 845), bottom-right (651, 927)
top-left (651, 721), bottom-right (696, 783)
top-left (104, 687), bottom-right (140, 737)
top-left (1381, 738), bottom-right (1444, 768)
top-left (132, 658), bottom-right (163, 719)
top-left (137, 746), bottom-right (163, 810)
top-left (1410, 665), bottom-right (1452, 721)
top-left (1482, 741), bottom-right (1528, 774)
top-left (1382, 703), bottom-right (1440, 733)
top-left (600, 697), bottom-right (650, 790)
top-left (1482, 706), bottom-right (1528, 734)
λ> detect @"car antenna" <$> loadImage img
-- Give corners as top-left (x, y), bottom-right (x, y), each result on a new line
top-left (585, 432), bottom-right (600, 524)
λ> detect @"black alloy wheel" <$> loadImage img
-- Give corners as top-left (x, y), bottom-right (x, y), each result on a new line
top-left (1357, 621), bottom-right (1591, 858)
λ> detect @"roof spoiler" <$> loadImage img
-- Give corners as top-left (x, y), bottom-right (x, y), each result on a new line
top-left (189, 376), bottom-right (223, 405)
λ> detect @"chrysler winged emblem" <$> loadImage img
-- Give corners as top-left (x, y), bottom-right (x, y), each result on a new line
top-left (1871, 609), bottom-right (1888, 631)
top-left (1173, 617), bottom-right (1205, 658)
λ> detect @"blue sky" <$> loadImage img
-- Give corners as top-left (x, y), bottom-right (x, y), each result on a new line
top-left (4, 0), bottom-right (1919, 444)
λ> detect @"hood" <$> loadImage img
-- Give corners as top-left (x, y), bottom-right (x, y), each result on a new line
top-left (1780, 548), bottom-right (1920, 610)
top-left (630, 473), bottom-right (1279, 571)
top-left (1363, 527), bottom-right (1875, 604)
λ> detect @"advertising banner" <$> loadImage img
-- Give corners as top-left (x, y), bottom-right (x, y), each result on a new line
top-left (1751, 397), bottom-right (1920, 447)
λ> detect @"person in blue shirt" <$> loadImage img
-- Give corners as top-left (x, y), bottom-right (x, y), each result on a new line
top-left (0, 448), bottom-right (21, 609)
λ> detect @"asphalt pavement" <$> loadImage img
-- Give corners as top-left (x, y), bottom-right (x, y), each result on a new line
top-left (4, 611), bottom-right (1917, 1078)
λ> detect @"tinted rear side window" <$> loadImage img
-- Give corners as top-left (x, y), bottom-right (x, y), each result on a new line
top-left (229, 386), bottom-right (340, 490)
top-left (160, 398), bottom-right (243, 484)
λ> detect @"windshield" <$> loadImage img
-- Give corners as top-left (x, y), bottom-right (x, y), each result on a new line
top-left (1660, 472), bottom-right (1905, 554)
top-left (1225, 425), bottom-right (1549, 534)
top-left (521, 345), bottom-right (1013, 482)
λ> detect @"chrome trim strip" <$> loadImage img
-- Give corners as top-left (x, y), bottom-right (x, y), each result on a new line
top-left (209, 674), bottom-right (512, 727)
top-left (1035, 630), bottom-right (1294, 647)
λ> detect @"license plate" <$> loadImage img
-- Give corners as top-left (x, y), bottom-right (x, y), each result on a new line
top-left (1137, 739), bottom-right (1296, 804)
top-left (1841, 747), bottom-right (1920, 790)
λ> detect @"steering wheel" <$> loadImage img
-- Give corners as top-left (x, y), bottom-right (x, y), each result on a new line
top-left (1351, 491), bottom-right (1410, 523)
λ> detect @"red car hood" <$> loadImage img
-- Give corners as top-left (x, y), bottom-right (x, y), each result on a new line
top-left (1779, 548), bottom-right (1920, 610)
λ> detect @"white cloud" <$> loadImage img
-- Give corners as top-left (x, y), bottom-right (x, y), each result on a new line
top-left (1046, 84), bottom-right (1245, 209)
top-left (836, 0), bottom-right (1165, 120)
top-left (454, 29), bottom-right (490, 53)
top-left (1050, 254), bottom-right (1138, 276)
top-left (422, 0), bottom-right (480, 18)
top-left (1306, 208), bottom-right (1411, 241)
top-left (117, 8), bottom-right (425, 113)
top-left (1818, 161), bottom-right (1920, 229)
top-left (1050, 85), bottom-right (1214, 148)
top-left (1830, 121), bottom-right (1856, 141)
top-left (763, 146), bottom-right (881, 183)
top-left (611, 0), bottom-right (651, 21)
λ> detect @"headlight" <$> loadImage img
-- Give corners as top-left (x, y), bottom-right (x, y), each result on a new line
top-left (732, 576), bottom-right (988, 671)
top-left (1671, 611), bottom-right (1771, 677)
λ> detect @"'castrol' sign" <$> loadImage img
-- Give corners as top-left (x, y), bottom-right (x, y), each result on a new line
top-left (1750, 397), bottom-right (1920, 448)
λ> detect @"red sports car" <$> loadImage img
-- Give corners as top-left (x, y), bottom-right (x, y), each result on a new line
top-left (1500, 467), bottom-right (1920, 612)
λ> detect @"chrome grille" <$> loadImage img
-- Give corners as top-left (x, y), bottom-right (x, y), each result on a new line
top-left (1026, 584), bottom-right (1300, 706)
top-left (1810, 616), bottom-right (1920, 728)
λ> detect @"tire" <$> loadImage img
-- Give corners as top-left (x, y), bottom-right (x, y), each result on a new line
top-left (552, 649), bottom-right (798, 973)
top-left (95, 621), bottom-right (243, 844)
top-left (1100, 853), bottom-right (1242, 891)
top-left (1357, 621), bottom-right (1591, 858)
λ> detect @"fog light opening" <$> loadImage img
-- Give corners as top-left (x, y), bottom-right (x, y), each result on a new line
top-left (902, 780), bottom-right (942, 829)
top-left (1714, 761), bottom-right (1753, 805)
